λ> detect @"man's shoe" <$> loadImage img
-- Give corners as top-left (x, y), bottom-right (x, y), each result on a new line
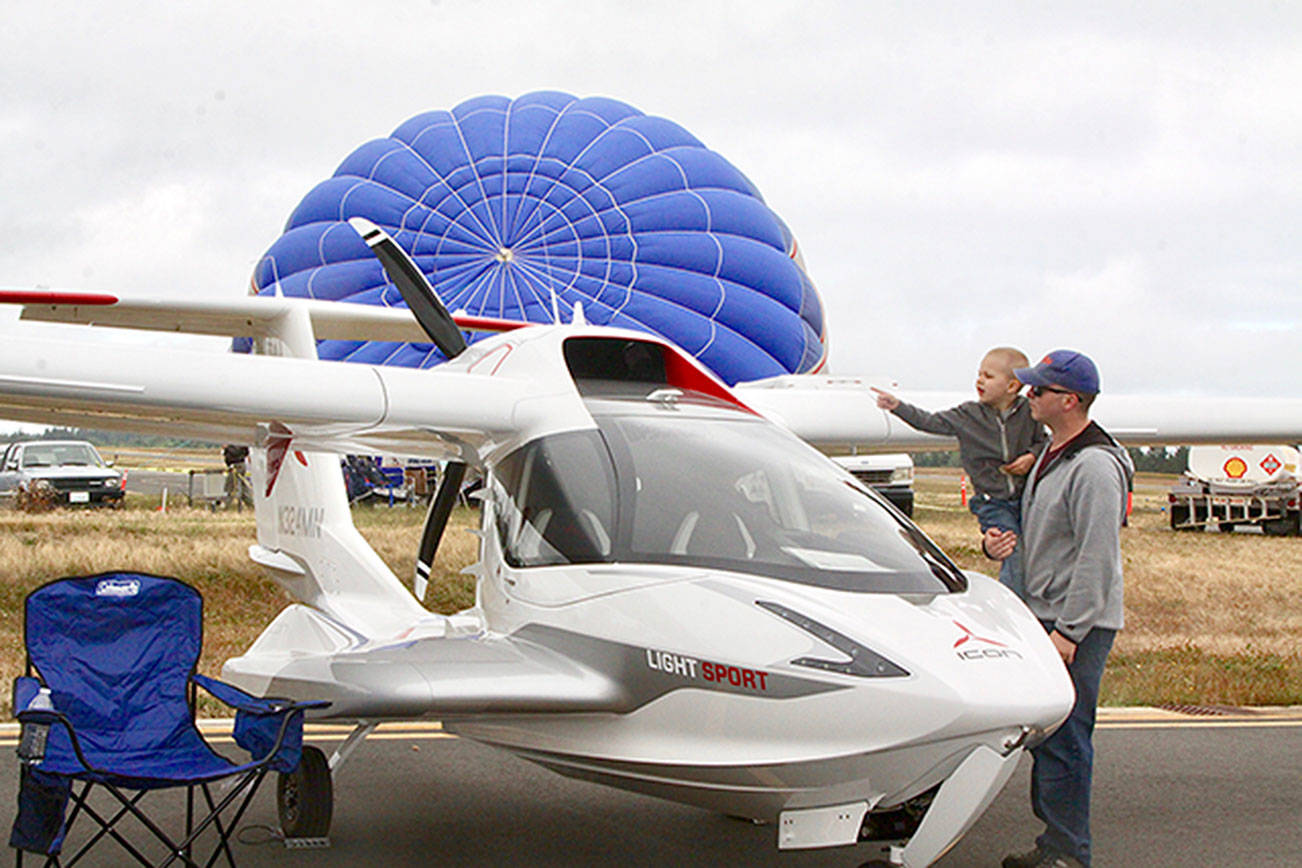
top-left (1002, 846), bottom-right (1085, 868)
top-left (1002, 847), bottom-right (1047, 868)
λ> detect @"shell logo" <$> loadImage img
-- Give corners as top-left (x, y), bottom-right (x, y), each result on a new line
top-left (1223, 457), bottom-right (1249, 479)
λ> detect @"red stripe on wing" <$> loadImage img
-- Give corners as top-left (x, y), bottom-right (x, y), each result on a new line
top-left (0, 290), bottom-right (119, 306)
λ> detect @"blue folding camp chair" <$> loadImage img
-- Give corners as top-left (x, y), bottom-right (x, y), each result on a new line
top-left (9, 572), bottom-right (327, 867)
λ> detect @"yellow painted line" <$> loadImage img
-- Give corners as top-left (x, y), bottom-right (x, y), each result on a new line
top-left (0, 729), bottom-right (456, 749)
top-left (4, 719), bottom-right (1299, 749)
top-left (1097, 708), bottom-right (1302, 724)
top-left (1098, 719), bottom-right (1302, 730)
top-left (6, 720), bottom-right (1301, 750)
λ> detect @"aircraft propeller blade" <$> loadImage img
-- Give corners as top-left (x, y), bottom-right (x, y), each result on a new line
top-left (347, 217), bottom-right (469, 359)
top-left (413, 461), bottom-right (468, 601)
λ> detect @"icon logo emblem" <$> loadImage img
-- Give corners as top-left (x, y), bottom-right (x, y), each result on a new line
top-left (952, 621), bottom-right (1022, 661)
top-left (1260, 454), bottom-right (1281, 475)
top-left (952, 620), bottom-right (1006, 649)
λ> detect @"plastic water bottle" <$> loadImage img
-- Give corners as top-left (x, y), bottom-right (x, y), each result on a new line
top-left (17, 687), bottom-right (53, 766)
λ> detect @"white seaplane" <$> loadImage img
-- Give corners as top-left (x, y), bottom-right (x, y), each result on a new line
top-left (1, 219), bottom-right (1298, 866)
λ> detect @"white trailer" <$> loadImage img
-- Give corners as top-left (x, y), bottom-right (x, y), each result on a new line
top-left (1168, 445), bottom-right (1301, 535)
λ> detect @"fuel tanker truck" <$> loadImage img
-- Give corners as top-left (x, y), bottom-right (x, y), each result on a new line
top-left (1168, 445), bottom-right (1302, 535)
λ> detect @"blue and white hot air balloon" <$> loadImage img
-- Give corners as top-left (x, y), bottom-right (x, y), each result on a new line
top-left (246, 91), bottom-right (826, 386)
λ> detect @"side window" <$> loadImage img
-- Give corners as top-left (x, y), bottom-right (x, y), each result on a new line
top-left (490, 448), bottom-right (526, 561)
top-left (492, 432), bottom-right (616, 568)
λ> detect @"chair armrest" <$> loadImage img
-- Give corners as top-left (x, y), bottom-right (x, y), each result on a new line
top-left (13, 676), bottom-right (58, 727)
top-left (191, 673), bottom-right (328, 715)
top-left (192, 674), bottom-right (328, 772)
top-left (13, 675), bottom-right (39, 717)
top-left (11, 677), bottom-right (106, 776)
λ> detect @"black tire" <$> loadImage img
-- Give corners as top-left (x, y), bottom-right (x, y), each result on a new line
top-left (1263, 514), bottom-right (1299, 536)
top-left (277, 745), bottom-right (333, 838)
top-left (1169, 504), bottom-right (1191, 531)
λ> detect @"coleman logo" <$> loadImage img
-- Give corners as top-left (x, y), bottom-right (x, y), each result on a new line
top-left (645, 648), bottom-right (769, 692)
top-left (95, 578), bottom-right (140, 598)
top-left (953, 621), bottom-right (1022, 661)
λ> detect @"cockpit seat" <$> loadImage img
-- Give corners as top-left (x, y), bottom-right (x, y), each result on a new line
top-left (672, 510), bottom-right (755, 560)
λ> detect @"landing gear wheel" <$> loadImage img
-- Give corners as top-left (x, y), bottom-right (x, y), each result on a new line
top-left (277, 745), bottom-right (333, 839)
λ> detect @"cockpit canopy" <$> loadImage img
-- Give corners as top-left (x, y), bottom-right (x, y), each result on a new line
top-left (489, 387), bottom-right (965, 594)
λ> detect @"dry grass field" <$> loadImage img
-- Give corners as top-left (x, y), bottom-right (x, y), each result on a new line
top-left (1, 467), bottom-right (1298, 713)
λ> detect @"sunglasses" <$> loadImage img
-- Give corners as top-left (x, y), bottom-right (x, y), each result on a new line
top-left (1029, 385), bottom-right (1076, 398)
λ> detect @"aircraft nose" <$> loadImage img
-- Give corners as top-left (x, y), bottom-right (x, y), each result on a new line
top-left (818, 584), bottom-right (1075, 737)
top-left (918, 605), bottom-right (1075, 735)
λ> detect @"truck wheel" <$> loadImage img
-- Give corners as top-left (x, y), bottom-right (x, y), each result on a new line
top-left (1169, 505), bottom-right (1191, 531)
top-left (16, 481), bottom-right (57, 513)
top-left (1264, 514), bottom-right (1299, 536)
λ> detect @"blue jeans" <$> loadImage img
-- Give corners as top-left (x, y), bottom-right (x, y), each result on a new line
top-left (970, 494), bottom-right (1025, 599)
top-left (1032, 624), bottom-right (1115, 867)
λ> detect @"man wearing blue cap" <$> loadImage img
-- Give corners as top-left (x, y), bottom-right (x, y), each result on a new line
top-left (983, 350), bottom-right (1133, 868)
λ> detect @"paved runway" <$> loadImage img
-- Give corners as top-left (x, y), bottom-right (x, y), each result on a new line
top-left (3, 711), bottom-right (1298, 866)
top-left (125, 469), bottom-right (198, 498)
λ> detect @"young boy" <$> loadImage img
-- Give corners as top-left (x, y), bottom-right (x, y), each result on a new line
top-left (872, 347), bottom-right (1046, 599)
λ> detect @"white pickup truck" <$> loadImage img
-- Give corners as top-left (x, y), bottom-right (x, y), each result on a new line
top-left (831, 453), bottom-right (914, 516)
top-left (1168, 444), bottom-right (1300, 535)
top-left (0, 439), bottom-right (125, 508)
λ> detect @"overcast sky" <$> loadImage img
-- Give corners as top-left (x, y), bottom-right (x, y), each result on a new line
top-left (2, 1), bottom-right (1298, 398)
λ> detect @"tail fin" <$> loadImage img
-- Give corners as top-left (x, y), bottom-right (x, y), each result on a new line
top-left (241, 304), bottom-right (440, 639)
top-left (248, 440), bottom-right (435, 638)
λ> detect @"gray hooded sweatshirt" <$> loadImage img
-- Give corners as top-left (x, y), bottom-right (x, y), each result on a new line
top-left (891, 396), bottom-right (1047, 500)
top-left (1020, 421), bottom-right (1133, 643)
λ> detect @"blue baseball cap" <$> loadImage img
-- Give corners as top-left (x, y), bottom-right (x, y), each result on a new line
top-left (1015, 350), bottom-right (1100, 395)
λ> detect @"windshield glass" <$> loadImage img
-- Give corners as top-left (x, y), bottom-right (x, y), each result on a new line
top-left (492, 410), bottom-right (963, 594)
top-left (21, 443), bottom-right (103, 468)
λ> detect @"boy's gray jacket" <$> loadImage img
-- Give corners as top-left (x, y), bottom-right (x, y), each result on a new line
top-left (891, 397), bottom-right (1047, 499)
top-left (1020, 422), bottom-right (1133, 642)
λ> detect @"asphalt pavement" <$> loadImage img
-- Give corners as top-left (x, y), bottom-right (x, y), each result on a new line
top-left (2, 710), bottom-right (1298, 867)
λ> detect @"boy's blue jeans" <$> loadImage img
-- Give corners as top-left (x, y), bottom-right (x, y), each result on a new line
top-left (969, 494), bottom-right (1025, 599)
top-left (1031, 624), bottom-right (1115, 867)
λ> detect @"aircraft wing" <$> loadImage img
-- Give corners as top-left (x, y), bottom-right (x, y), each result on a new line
top-left (5, 289), bottom-right (526, 342)
top-left (0, 331), bottom-right (550, 461)
top-left (736, 376), bottom-right (1302, 449)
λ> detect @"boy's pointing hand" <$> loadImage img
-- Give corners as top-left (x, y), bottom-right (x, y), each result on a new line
top-left (870, 387), bottom-right (899, 411)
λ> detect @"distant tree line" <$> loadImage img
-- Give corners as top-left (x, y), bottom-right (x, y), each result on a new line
top-left (1127, 445), bottom-right (1190, 474)
top-left (911, 446), bottom-right (1190, 474)
top-left (2, 424), bottom-right (1194, 474)
top-left (0, 426), bottom-right (218, 449)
